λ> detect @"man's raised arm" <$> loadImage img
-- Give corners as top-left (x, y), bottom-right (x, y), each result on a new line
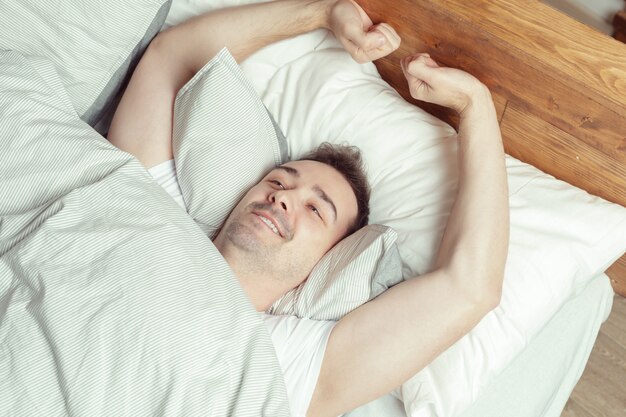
top-left (107, 0), bottom-right (400, 168)
top-left (308, 54), bottom-right (509, 416)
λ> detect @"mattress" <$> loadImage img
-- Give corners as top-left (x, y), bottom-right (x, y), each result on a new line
top-left (345, 274), bottom-right (615, 417)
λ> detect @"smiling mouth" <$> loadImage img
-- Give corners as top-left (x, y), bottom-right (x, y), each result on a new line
top-left (256, 214), bottom-right (282, 237)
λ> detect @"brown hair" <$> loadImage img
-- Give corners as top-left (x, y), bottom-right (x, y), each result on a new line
top-left (298, 142), bottom-right (370, 235)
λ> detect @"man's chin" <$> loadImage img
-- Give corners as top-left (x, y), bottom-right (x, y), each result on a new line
top-left (224, 221), bottom-right (265, 253)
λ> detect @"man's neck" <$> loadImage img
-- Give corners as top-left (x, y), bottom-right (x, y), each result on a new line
top-left (215, 244), bottom-right (294, 312)
top-left (235, 269), bottom-right (292, 312)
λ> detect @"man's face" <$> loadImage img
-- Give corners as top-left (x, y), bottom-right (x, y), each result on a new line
top-left (213, 160), bottom-right (358, 285)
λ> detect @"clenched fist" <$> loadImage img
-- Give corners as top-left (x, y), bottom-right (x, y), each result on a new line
top-left (400, 53), bottom-right (489, 114)
top-left (328, 0), bottom-right (401, 63)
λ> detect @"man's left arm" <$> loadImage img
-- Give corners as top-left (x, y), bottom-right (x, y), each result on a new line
top-left (107, 0), bottom-right (400, 168)
top-left (307, 56), bottom-right (509, 417)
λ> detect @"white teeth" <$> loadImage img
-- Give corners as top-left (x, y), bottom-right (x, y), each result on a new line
top-left (259, 216), bottom-right (280, 235)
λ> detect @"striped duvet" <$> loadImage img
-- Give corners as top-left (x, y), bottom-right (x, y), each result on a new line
top-left (0, 49), bottom-right (290, 417)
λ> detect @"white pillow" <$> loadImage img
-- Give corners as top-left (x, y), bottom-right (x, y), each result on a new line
top-left (0, 0), bottom-right (171, 130)
top-left (243, 41), bottom-right (626, 417)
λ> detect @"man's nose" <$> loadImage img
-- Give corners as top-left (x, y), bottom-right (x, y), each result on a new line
top-left (270, 191), bottom-right (289, 211)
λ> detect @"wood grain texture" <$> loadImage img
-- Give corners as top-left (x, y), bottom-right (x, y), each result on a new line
top-left (561, 400), bottom-right (594, 417)
top-left (500, 102), bottom-right (626, 206)
top-left (566, 329), bottom-right (626, 415)
top-left (364, 0), bottom-right (626, 161)
top-left (363, 0), bottom-right (626, 296)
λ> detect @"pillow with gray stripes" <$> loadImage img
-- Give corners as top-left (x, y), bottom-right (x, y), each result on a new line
top-left (268, 224), bottom-right (404, 320)
top-left (0, 0), bottom-right (172, 133)
top-left (173, 48), bottom-right (403, 319)
top-left (173, 48), bottom-right (287, 239)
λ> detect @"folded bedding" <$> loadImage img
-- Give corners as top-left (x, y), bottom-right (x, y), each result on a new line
top-left (0, 50), bottom-right (290, 417)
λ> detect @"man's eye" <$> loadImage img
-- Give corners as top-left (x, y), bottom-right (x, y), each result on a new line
top-left (309, 205), bottom-right (322, 219)
top-left (270, 180), bottom-right (285, 189)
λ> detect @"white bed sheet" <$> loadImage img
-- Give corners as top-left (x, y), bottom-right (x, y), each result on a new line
top-left (345, 274), bottom-right (615, 417)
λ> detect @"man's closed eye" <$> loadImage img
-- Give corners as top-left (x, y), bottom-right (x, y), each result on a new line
top-left (270, 180), bottom-right (285, 189)
top-left (309, 205), bottom-right (323, 220)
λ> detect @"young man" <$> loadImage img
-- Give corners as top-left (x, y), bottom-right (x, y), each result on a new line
top-left (108, 1), bottom-right (509, 416)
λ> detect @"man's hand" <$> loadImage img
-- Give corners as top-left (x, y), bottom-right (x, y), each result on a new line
top-left (401, 53), bottom-right (487, 114)
top-left (328, 0), bottom-right (400, 63)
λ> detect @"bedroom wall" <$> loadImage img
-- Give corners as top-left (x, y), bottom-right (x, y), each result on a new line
top-left (542, 0), bottom-right (623, 34)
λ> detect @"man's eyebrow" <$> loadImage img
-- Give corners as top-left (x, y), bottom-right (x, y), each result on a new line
top-left (274, 165), bottom-right (300, 177)
top-left (313, 185), bottom-right (337, 223)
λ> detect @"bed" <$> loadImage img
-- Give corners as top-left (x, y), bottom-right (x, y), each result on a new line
top-left (1, 1), bottom-right (625, 417)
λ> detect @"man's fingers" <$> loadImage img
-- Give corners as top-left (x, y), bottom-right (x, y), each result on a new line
top-left (401, 53), bottom-right (441, 101)
top-left (346, 25), bottom-right (382, 48)
top-left (401, 56), bottom-right (416, 81)
top-left (401, 54), bottom-right (426, 80)
top-left (344, 21), bottom-right (401, 63)
top-left (360, 23), bottom-right (401, 55)
top-left (330, 0), bottom-right (400, 63)
top-left (351, 28), bottom-right (400, 62)
top-left (406, 54), bottom-right (439, 79)
top-left (373, 23), bottom-right (401, 51)
top-left (342, 38), bottom-right (369, 64)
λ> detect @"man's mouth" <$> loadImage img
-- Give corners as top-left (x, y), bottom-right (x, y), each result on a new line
top-left (256, 213), bottom-right (283, 237)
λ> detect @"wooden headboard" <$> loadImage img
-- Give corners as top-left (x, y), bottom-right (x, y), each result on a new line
top-left (361, 0), bottom-right (626, 296)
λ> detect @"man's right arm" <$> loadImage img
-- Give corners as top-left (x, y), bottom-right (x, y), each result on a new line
top-left (107, 0), bottom-right (399, 169)
top-left (107, 0), bottom-right (338, 169)
top-left (307, 54), bottom-right (510, 417)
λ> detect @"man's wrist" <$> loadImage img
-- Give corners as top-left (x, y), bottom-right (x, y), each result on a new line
top-left (458, 83), bottom-right (493, 118)
top-left (457, 83), bottom-right (501, 145)
top-left (314, 0), bottom-right (339, 30)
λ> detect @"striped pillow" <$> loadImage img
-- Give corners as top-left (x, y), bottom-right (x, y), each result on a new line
top-left (173, 48), bottom-right (287, 238)
top-left (269, 224), bottom-right (403, 320)
top-left (173, 48), bottom-right (402, 319)
top-left (0, 0), bottom-right (172, 132)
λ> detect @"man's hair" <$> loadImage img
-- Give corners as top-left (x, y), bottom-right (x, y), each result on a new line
top-left (299, 142), bottom-right (370, 235)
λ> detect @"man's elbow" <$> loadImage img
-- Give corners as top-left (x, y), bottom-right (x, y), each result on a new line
top-left (447, 265), bottom-right (504, 314)
top-left (478, 279), bottom-right (503, 312)
top-left (460, 279), bottom-right (502, 326)
top-left (474, 272), bottom-right (503, 313)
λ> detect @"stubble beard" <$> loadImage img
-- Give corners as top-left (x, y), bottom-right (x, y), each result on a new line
top-left (225, 219), bottom-right (269, 255)
top-left (223, 216), bottom-right (305, 284)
